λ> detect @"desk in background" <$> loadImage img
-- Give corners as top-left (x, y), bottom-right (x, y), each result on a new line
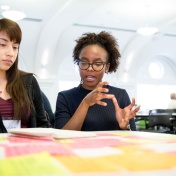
top-left (135, 110), bottom-right (176, 131)
top-left (136, 110), bottom-right (176, 118)
top-left (0, 130), bottom-right (176, 175)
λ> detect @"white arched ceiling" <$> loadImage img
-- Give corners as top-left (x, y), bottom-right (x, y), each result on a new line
top-left (116, 32), bottom-right (176, 82)
top-left (35, 0), bottom-right (104, 79)
top-left (31, 0), bottom-right (176, 82)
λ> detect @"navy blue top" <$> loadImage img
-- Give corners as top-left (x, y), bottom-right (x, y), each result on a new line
top-left (55, 84), bottom-right (136, 131)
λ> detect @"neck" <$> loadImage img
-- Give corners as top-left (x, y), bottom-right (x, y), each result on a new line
top-left (0, 79), bottom-right (7, 86)
top-left (0, 70), bottom-right (7, 81)
top-left (82, 84), bottom-right (96, 90)
top-left (0, 79), bottom-right (7, 94)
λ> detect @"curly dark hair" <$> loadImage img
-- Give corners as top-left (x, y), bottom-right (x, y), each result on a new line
top-left (73, 31), bottom-right (121, 73)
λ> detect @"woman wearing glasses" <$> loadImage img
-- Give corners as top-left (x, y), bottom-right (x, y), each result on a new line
top-left (55, 31), bottom-right (140, 131)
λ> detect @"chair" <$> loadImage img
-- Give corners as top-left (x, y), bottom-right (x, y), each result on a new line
top-left (143, 109), bottom-right (175, 134)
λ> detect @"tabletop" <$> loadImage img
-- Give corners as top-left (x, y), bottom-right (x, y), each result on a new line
top-left (0, 130), bottom-right (176, 176)
top-left (136, 110), bottom-right (176, 117)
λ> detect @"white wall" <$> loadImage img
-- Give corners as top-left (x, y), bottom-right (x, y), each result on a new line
top-left (15, 0), bottom-right (176, 112)
top-left (17, 22), bottom-right (176, 112)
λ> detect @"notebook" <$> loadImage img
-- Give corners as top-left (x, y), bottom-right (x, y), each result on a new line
top-left (8, 128), bottom-right (96, 139)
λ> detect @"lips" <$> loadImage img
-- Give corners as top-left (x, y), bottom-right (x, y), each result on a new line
top-left (86, 75), bottom-right (96, 81)
top-left (3, 59), bottom-right (13, 65)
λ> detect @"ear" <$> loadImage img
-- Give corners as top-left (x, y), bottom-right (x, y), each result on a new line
top-left (105, 63), bottom-right (110, 73)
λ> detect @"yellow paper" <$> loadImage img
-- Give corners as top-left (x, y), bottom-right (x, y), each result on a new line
top-left (0, 152), bottom-right (69, 176)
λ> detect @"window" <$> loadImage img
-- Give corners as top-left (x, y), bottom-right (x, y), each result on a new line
top-left (137, 84), bottom-right (176, 109)
top-left (148, 61), bottom-right (164, 79)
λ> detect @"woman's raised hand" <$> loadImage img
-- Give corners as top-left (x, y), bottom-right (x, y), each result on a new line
top-left (83, 82), bottom-right (115, 107)
top-left (112, 96), bottom-right (140, 129)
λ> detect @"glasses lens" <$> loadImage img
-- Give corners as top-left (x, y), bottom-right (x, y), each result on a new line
top-left (78, 61), bottom-right (106, 71)
top-left (79, 61), bottom-right (89, 70)
top-left (92, 62), bottom-right (105, 71)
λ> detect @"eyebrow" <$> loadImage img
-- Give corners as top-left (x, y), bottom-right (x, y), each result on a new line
top-left (0, 37), bottom-right (9, 42)
top-left (0, 37), bottom-right (19, 44)
top-left (79, 57), bottom-right (103, 61)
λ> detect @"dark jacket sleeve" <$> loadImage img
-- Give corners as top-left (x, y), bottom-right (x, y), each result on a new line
top-left (23, 74), bottom-right (51, 128)
top-left (54, 92), bottom-right (70, 129)
top-left (0, 114), bottom-right (7, 133)
top-left (41, 91), bottom-right (55, 127)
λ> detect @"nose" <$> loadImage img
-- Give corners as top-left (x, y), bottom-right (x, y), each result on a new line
top-left (87, 64), bottom-right (94, 71)
top-left (6, 46), bottom-right (14, 56)
top-left (6, 46), bottom-right (15, 56)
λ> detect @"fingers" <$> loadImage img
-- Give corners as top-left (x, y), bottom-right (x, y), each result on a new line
top-left (94, 93), bottom-right (114, 105)
top-left (130, 98), bottom-right (140, 112)
top-left (96, 82), bottom-right (109, 93)
top-left (131, 98), bottom-right (135, 107)
top-left (95, 93), bottom-right (118, 107)
top-left (97, 81), bottom-right (109, 88)
top-left (96, 88), bottom-right (109, 93)
top-left (96, 100), bottom-right (107, 106)
top-left (111, 95), bottom-right (120, 110)
top-left (129, 104), bottom-right (141, 120)
top-left (133, 105), bottom-right (140, 113)
top-left (84, 82), bottom-right (110, 107)
top-left (96, 94), bottom-right (119, 107)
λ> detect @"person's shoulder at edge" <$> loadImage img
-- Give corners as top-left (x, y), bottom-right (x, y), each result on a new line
top-left (20, 71), bottom-right (39, 85)
top-left (20, 71), bottom-right (34, 78)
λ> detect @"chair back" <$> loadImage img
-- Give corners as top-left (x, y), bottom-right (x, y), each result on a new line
top-left (147, 109), bottom-right (173, 128)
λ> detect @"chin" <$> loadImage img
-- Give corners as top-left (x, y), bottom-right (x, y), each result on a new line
top-left (85, 83), bottom-right (97, 89)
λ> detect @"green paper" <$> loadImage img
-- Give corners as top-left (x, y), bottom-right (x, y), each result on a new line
top-left (0, 152), bottom-right (69, 176)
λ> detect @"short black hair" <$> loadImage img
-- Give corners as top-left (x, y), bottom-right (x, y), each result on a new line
top-left (73, 31), bottom-right (121, 73)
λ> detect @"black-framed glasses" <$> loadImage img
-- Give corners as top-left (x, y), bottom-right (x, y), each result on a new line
top-left (78, 61), bottom-right (107, 72)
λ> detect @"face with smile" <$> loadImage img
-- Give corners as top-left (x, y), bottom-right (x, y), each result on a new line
top-left (0, 31), bottom-right (19, 74)
top-left (79, 44), bottom-right (110, 90)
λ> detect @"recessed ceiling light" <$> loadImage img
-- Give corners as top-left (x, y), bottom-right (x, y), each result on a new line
top-left (2, 10), bottom-right (26, 21)
top-left (1, 5), bottom-right (10, 11)
top-left (137, 27), bottom-right (158, 36)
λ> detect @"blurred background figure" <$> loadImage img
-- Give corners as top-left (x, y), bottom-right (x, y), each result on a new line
top-left (168, 93), bottom-right (176, 110)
